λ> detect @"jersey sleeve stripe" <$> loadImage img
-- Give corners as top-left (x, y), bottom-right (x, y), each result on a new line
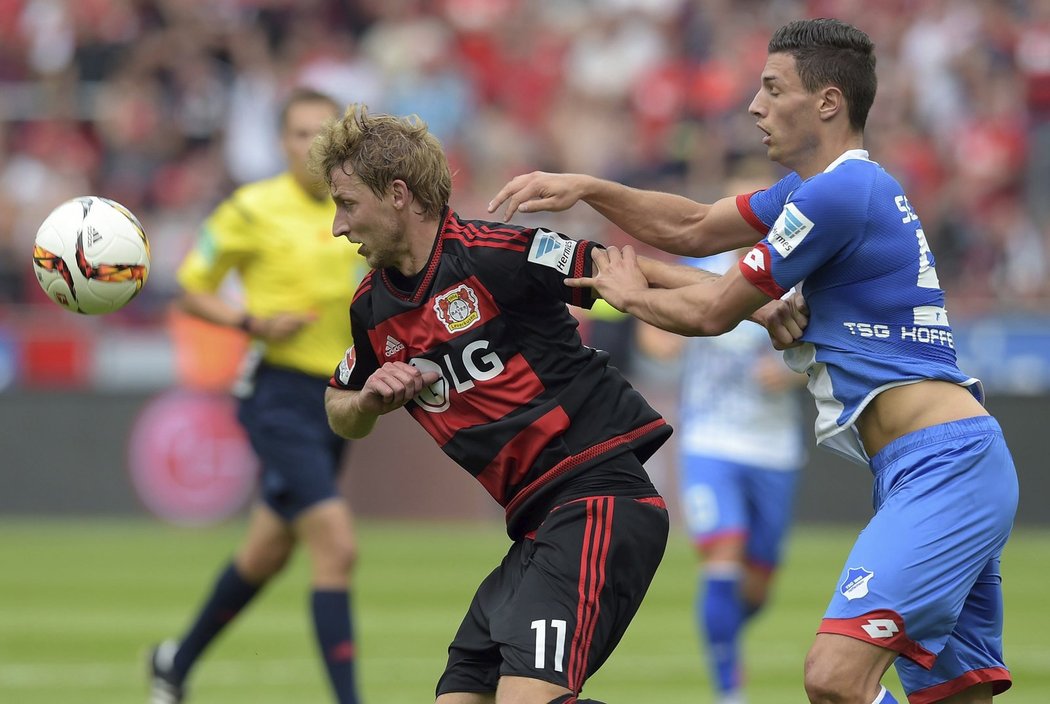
top-left (736, 191), bottom-right (771, 235)
top-left (446, 217), bottom-right (531, 246)
top-left (738, 243), bottom-right (787, 299)
top-left (444, 231), bottom-right (528, 251)
top-left (570, 241), bottom-right (593, 308)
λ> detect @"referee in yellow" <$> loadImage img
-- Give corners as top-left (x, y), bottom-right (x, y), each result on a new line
top-left (149, 88), bottom-right (367, 704)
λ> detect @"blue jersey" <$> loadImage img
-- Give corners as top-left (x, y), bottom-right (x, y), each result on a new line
top-left (737, 150), bottom-right (982, 464)
top-left (679, 252), bottom-right (805, 470)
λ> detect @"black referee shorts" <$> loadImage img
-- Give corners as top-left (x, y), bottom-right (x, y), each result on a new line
top-left (436, 490), bottom-right (669, 696)
top-left (237, 363), bottom-right (348, 521)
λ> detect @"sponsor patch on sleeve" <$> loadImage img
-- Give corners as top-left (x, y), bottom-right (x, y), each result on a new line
top-left (337, 345), bottom-right (356, 385)
top-left (768, 203), bottom-right (814, 258)
top-left (527, 229), bottom-right (578, 275)
top-left (738, 243), bottom-right (787, 299)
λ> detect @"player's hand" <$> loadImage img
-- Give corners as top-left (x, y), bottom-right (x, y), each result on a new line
top-left (358, 362), bottom-right (442, 415)
top-left (565, 245), bottom-right (649, 312)
top-left (758, 292), bottom-right (809, 350)
top-left (487, 171), bottom-right (587, 222)
top-left (250, 311), bottom-right (318, 342)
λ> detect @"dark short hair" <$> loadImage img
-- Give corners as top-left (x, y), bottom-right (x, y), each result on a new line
top-left (768, 18), bottom-right (876, 131)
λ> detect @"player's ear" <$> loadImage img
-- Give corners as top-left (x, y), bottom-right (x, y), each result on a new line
top-left (818, 85), bottom-right (844, 123)
top-left (390, 179), bottom-right (412, 210)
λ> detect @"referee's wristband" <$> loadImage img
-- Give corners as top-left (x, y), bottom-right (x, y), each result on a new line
top-left (237, 313), bottom-right (254, 334)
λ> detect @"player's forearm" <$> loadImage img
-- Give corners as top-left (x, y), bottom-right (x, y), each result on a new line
top-left (581, 178), bottom-right (712, 256)
top-left (324, 387), bottom-right (379, 439)
top-left (584, 181), bottom-right (763, 258)
top-left (178, 290), bottom-right (250, 330)
top-left (637, 256), bottom-right (721, 289)
top-left (620, 286), bottom-right (735, 338)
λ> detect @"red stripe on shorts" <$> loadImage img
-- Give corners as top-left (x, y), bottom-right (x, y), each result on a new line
top-left (568, 497), bottom-right (614, 691)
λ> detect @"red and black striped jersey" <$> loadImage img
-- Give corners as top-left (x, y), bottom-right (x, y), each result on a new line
top-left (331, 209), bottom-right (670, 536)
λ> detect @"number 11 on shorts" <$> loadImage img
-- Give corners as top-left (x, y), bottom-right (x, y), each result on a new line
top-left (531, 619), bottom-right (567, 672)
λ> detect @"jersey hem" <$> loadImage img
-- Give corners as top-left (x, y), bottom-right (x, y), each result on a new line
top-left (503, 419), bottom-right (669, 536)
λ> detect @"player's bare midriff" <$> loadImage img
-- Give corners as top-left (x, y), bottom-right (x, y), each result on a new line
top-left (857, 380), bottom-right (989, 458)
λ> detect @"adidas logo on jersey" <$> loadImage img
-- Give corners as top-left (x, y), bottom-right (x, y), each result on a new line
top-left (385, 335), bottom-right (405, 357)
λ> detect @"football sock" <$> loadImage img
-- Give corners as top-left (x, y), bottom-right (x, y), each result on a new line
top-left (872, 685), bottom-right (899, 703)
top-left (173, 562), bottom-right (260, 681)
top-left (311, 588), bottom-right (360, 704)
top-left (546, 697), bottom-right (606, 703)
top-left (701, 568), bottom-right (745, 695)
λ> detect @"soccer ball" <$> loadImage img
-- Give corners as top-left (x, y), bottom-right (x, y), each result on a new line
top-left (32, 196), bottom-right (151, 315)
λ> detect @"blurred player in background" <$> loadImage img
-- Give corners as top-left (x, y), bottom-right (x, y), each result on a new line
top-left (640, 246), bottom-right (806, 704)
top-left (490, 18), bottom-right (1019, 704)
top-left (149, 88), bottom-right (368, 704)
top-left (673, 162), bottom-right (807, 704)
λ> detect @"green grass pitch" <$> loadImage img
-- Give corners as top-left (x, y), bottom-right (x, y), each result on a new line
top-left (0, 519), bottom-right (1046, 703)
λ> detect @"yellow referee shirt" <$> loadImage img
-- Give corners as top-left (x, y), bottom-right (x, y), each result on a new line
top-left (176, 173), bottom-right (368, 378)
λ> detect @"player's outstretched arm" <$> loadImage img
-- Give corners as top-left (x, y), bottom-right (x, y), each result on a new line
top-left (325, 362), bottom-right (440, 439)
top-left (637, 255), bottom-right (721, 289)
top-left (567, 246), bottom-right (769, 337)
top-left (488, 171), bottom-right (759, 257)
top-left (636, 255), bottom-right (809, 348)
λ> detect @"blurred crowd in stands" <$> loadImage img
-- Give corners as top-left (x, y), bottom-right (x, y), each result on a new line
top-left (1, 0), bottom-right (1049, 323)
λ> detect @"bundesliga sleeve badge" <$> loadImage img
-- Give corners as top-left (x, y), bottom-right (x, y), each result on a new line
top-left (337, 345), bottom-right (356, 384)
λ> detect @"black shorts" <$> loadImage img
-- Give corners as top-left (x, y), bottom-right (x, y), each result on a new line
top-left (237, 363), bottom-right (348, 521)
top-left (436, 485), bottom-right (669, 696)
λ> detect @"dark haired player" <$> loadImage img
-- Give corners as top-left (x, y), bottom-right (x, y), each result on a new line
top-left (490, 17), bottom-right (1018, 704)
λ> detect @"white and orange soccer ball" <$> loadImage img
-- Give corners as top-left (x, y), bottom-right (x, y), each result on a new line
top-left (32, 196), bottom-right (151, 315)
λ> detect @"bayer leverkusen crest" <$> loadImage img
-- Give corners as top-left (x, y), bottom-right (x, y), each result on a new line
top-left (433, 284), bottom-right (481, 333)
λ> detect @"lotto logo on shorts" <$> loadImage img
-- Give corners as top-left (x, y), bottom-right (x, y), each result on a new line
top-left (861, 618), bottom-right (900, 639)
top-left (840, 566), bottom-right (874, 600)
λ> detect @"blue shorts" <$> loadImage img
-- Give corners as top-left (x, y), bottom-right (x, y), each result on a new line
top-left (818, 416), bottom-right (1017, 703)
top-left (237, 363), bottom-right (348, 521)
top-left (678, 454), bottom-right (799, 570)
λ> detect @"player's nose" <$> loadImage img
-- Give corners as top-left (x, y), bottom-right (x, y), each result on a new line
top-left (331, 213), bottom-right (350, 239)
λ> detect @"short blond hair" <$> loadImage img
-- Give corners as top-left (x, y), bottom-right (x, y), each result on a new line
top-left (309, 104), bottom-right (452, 219)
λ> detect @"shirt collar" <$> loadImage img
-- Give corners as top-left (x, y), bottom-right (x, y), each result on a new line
top-left (824, 149), bottom-right (870, 173)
